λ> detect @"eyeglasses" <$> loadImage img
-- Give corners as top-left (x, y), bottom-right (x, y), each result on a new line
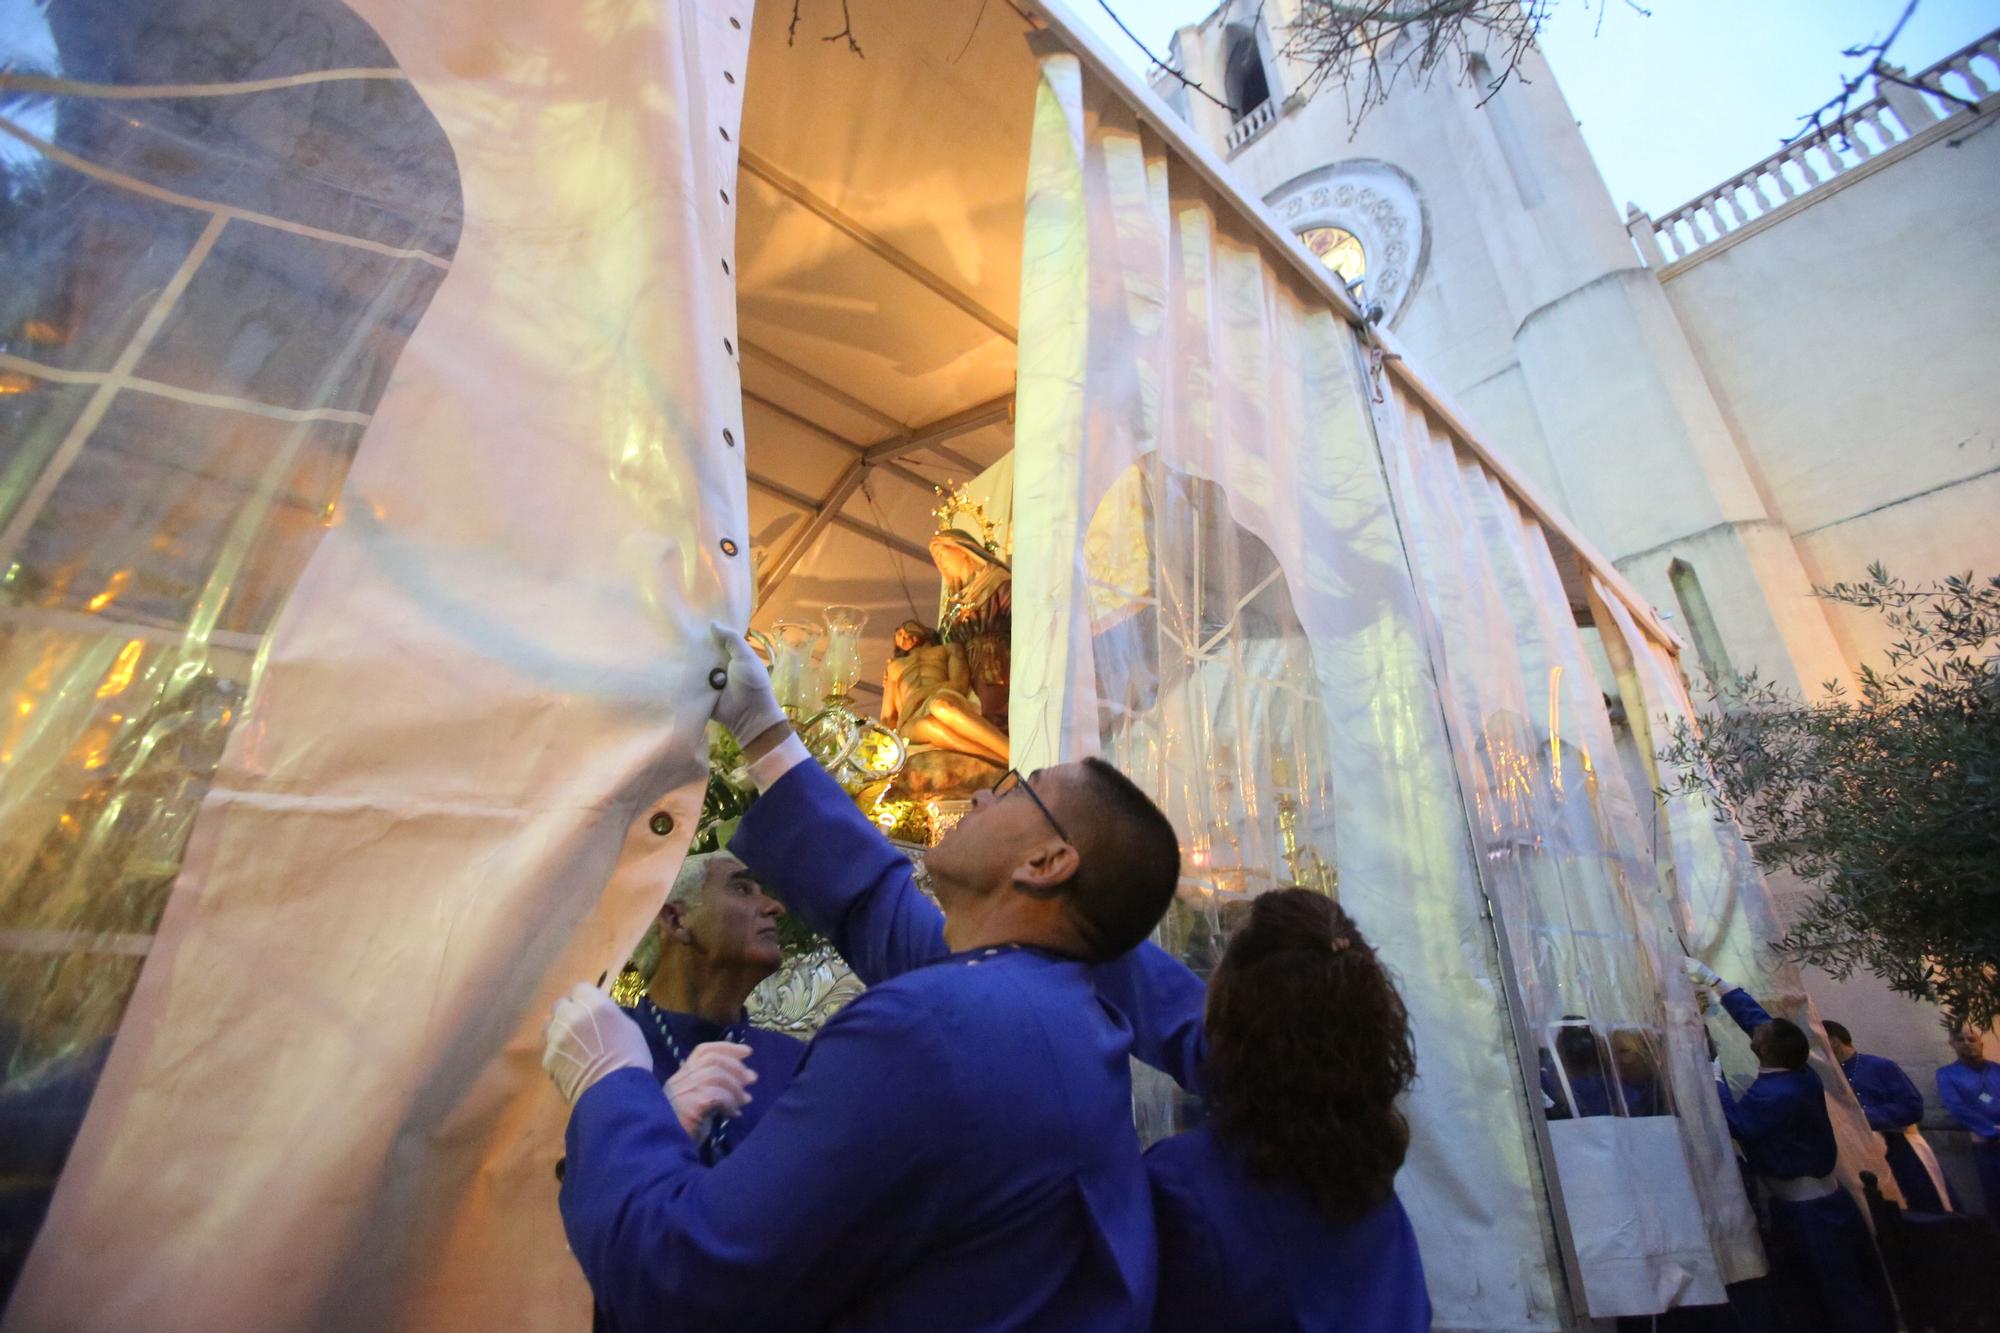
top-left (991, 769), bottom-right (1069, 844)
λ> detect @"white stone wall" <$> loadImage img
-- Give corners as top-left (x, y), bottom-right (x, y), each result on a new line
top-left (1658, 108), bottom-right (2000, 669)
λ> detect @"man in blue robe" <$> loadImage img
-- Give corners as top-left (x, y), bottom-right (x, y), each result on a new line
top-left (1821, 1020), bottom-right (1950, 1213)
top-left (1937, 1024), bottom-right (2000, 1219)
top-left (542, 631), bottom-right (1184, 1331)
top-left (620, 852), bottom-right (803, 1164)
top-left (722, 722), bottom-right (1433, 1332)
top-left (1686, 959), bottom-right (1895, 1333)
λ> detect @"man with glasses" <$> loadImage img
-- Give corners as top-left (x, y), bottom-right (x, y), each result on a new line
top-left (543, 629), bottom-right (1194, 1331)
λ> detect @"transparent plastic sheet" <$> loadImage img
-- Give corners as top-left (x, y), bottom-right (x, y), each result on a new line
top-left (1588, 582), bottom-right (1898, 1213)
top-left (2, 1), bottom-right (751, 1328)
top-left (1012, 51), bottom-right (1570, 1328)
top-left (1371, 385), bottom-right (1761, 1309)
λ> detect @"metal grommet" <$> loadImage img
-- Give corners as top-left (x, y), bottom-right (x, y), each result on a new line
top-left (720, 188), bottom-right (730, 205)
top-left (721, 257), bottom-right (731, 275)
top-left (649, 810), bottom-right (675, 836)
top-left (723, 338), bottom-right (734, 356)
top-left (724, 71), bottom-right (736, 84)
top-left (719, 537), bottom-right (739, 557)
top-left (722, 427), bottom-right (736, 446)
top-left (719, 126), bottom-right (731, 142)
top-left (707, 667), bottom-right (728, 690)
top-left (729, 16), bottom-right (741, 27)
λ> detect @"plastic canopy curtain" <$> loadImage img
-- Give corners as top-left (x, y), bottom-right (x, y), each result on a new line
top-left (1011, 50), bottom-right (1573, 1328)
top-left (1368, 383), bottom-right (1761, 1311)
top-left (1588, 581), bottom-right (1897, 1214)
top-left (3, 0), bottom-right (752, 1328)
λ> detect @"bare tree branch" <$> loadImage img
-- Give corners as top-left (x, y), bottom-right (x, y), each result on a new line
top-left (1278, 0), bottom-right (1559, 131)
top-left (788, 0), bottom-right (864, 58)
top-left (1096, 0), bottom-right (1239, 116)
top-left (1784, 0), bottom-right (1934, 151)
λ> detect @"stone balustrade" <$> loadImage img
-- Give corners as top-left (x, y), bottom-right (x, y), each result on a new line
top-left (1226, 96), bottom-right (1277, 153)
top-left (1626, 29), bottom-right (1998, 267)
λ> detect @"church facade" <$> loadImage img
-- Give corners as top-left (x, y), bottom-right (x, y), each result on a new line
top-left (1153, 0), bottom-right (2000, 1163)
top-left (1157, 4), bottom-right (1998, 698)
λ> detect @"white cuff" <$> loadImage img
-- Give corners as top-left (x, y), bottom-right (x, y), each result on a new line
top-left (746, 732), bottom-right (813, 792)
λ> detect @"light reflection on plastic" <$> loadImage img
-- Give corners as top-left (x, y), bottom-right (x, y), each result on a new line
top-left (96, 639), bottom-right (145, 698)
top-left (1548, 665), bottom-right (1563, 795)
top-left (86, 569), bottom-right (133, 613)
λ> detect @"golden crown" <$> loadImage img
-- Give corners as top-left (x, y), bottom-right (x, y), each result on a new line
top-left (931, 482), bottom-right (1002, 554)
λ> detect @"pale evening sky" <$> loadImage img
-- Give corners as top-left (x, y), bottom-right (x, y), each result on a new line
top-left (1066, 0), bottom-right (2000, 215)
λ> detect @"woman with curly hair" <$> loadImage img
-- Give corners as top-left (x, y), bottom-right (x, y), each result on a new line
top-left (1145, 887), bottom-right (1429, 1332)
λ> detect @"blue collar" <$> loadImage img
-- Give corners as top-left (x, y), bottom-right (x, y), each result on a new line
top-left (928, 942), bottom-right (1084, 970)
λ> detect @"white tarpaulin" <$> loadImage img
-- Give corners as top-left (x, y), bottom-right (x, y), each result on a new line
top-left (4, 0), bottom-right (752, 1326)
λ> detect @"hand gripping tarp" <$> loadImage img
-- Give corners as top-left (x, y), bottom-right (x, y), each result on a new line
top-left (3, 0), bottom-right (754, 1327)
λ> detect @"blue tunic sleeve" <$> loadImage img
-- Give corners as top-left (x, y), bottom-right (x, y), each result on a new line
top-left (1089, 943), bottom-right (1210, 1096)
top-left (1719, 987), bottom-right (1775, 1037)
top-left (1937, 1064), bottom-right (2000, 1139)
top-left (560, 985), bottom-right (953, 1330)
top-left (733, 759), bottom-right (1213, 1093)
top-left (732, 748), bottom-right (1200, 1096)
top-left (729, 757), bottom-right (948, 983)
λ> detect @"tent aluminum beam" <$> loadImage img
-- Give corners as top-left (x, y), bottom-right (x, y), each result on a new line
top-left (756, 459), bottom-right (869, 601)
top-left (744, 385), bottom-right (1016, 604)
top-left (738, 148), bottom-right (1019, 344)
top-left (742, 341), bottom-right (987, 476)
top-left (742, 339), bottom-right (908, 439)
top-left (862, 394), bottom-right (1014, 465)
top-left (742, 388), bottom-right (977, 501)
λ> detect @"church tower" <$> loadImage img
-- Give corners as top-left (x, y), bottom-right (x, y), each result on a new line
top-left (1156, 0), bottom-right (1852, 696)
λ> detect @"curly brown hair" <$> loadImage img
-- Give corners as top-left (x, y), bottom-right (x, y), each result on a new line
top-left (1204, 888), bottom-right (1418, 1223)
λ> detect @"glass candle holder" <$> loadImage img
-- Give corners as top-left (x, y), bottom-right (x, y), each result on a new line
top-left (766, 620), bottom-right (821, 718)
top-left (821, 605), bottom-right (866, 700)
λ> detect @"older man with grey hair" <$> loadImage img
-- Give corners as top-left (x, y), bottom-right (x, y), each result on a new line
top-left (616, 851), bottom-right (804, 1164)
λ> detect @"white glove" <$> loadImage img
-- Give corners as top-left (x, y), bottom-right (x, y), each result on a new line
top-left (665, 1041), bottom-right (757, 1138)
top-left (710, 624), bottom-right (788, 747)
top-left (1683, 957), bottom-right (1725, 991)
top-left (542, 982), bottom-right (654, 1104)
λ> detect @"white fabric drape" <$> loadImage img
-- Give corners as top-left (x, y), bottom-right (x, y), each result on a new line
top-left (1012, 52), bottom-right (1571, 1328)
top-left (1371, 384), bottom-right (1759, 1309)
top-left (6, 2), bottom-right (753, 1328)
